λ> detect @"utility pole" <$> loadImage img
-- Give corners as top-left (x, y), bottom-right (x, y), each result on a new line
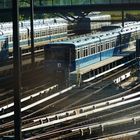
top-left (12, 0), bottom-right (22, 139)
top-left (30, 0), bottom-right (35, 65)
top-left (122, 10), bottom-right (124, 27)
top-left (136, 39), bottom-right (140, 79)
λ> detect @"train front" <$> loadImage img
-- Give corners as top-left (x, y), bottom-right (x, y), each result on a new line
top-left (44, 43), bottom-right (75, 87)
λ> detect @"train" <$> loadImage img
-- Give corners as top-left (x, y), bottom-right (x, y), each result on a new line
top-left (0, 21), bottom-right (139, 63)
top-left (0, 14), bottom-right (112, 51)
top-left (0, 17), bottom-right (68, 30)
top-left (1, 22), bottom-right (68, 49)
top-left (43, 23), bottom-right (140, 85)
top-left (0, 34), bottom-right (8, 62)
top-left (0, 14), bottom-right (111, 63)
top-left (75, 14), bottom-right (111, 34)
top-left (0, 18), bottom-right (68, 53)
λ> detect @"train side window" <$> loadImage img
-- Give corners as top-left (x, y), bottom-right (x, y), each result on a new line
top-left (52, 29), bottom-right (54, 34)
top-left (44, 31), bottom-right (47, 36)
top-left (58, 28), bottom-right (63, 33)
top-left (9, 35), bottom-right (12, 42)
top-left (80, 48), bottom-right (82, 58)
top-left (53, 28), bottom-right (55, 34)
top-left (37, 32), bottom-right (40, 37)
top-left (91, 45), bottom-right (95, 54)
top-left (35, 32), bottom-right (37, 37)
top-left (20, 34), bottom-right (22, 40)
top-left (54, 28), bottom-right (57, 34)
top-left (111, 41), bottom-right (115, 48)
top-left (22, 33), bottom-right (26, 40)
top-left (91, 46), bottom-right (96, 54)
top-left (105, 43), bottom-right (107, 50)
top-left (39, 31), bottom-right (41, 37)
top-left (25, 33), bottom-right (27, 39)
top-left (11, 35), bottom-right (13, 42)
top-left (89, 45), bottom-right (91, 55)
top-left (57, 28), bottom-right (59, 33)
top-left (19, 35), bottom-right (21, 40)
top-left (90, 46), bottom-right (92, 54)
top-left (88, 46), bottom-right (90, 55)
top-left (106, 42), bottom-right (110, 49)
top-left (41, 30), bottom-right (46, 36)
top-left (8, 35), bottom-right (10, 42)
top-left (24, 33), bottom-right (26, 40)
top-left (22, 33), bottom-right (25, 40)
top-left (35, 32), bottom-right (40, 37)
top-left (60, 27), bottom-right (63, 32)
top-left (83, 48), bottom-right (86, 57)
top-left (96, 44), bottom-right (100, 52)
top-left (46, 29), bottom-right (49, 35)
top-left (103, 42), bottom-right (106, 50)
top-left (95, 45), bottom-right (97, 53)
top-left (76, 49), bottom-right (80, 59)
top-left (85, 47), bottom-right (88, 56)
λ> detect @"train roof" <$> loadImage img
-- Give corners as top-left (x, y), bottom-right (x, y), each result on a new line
top-left (27, 23), bottom-right (67, 30)
top-left (0, 18), bottom-right (68, 30)
top-left (86, 14), bottom-right (111, 20)
top-left (48, 23), bottom-right (140, 48)
top-left (0, 22), bottom-right (68, 35)
top-left (121, 25), bottom-right (140, 34)
top-left (48, 31), bottom-right (120, 48)
top-left (0, 27), bottom-right (28, 35)
top-left (106, 21), bottom-right (140, 29)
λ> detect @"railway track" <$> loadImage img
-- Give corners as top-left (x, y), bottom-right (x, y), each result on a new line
top-left (0, 80), bottom-right (139, 138)
top-left (97, 128), bottom-right (140, 140)
top-left (21, 90), bottom-right (140, 139)
top-left (0, 57), bottom-right (139, 138)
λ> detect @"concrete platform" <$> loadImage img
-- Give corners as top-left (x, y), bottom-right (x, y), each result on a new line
top-left (72, 47), bottom-right (135, 75)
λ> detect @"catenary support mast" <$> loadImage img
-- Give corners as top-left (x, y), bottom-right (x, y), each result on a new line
top-left (12, 0), bottom-right (22, 139)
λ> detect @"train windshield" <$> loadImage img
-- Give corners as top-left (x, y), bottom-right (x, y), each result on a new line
top-left (45, 48), bottom-right (66, 61)
top-left (45, 45), bottom-right (74, 62)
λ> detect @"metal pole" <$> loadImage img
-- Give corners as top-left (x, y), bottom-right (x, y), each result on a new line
top-left (30, 0), bottom-right (35, 64)
top-left (122, 10), bottom-right (124, 27)
top-left (12, 0), bottom-right (22, 139)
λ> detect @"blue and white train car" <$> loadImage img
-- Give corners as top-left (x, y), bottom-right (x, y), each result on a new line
top-left (1, 22), bottom-right (68, 49)
top-left (44, 31), bottom-right (121, 73)
top-left (44, 23), bottom-right (140, 85)
top-left (1, 28), bottom-right (29, 48)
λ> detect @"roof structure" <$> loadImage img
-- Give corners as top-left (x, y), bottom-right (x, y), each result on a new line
top-left (0, 0), bottom-right (140, 14)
